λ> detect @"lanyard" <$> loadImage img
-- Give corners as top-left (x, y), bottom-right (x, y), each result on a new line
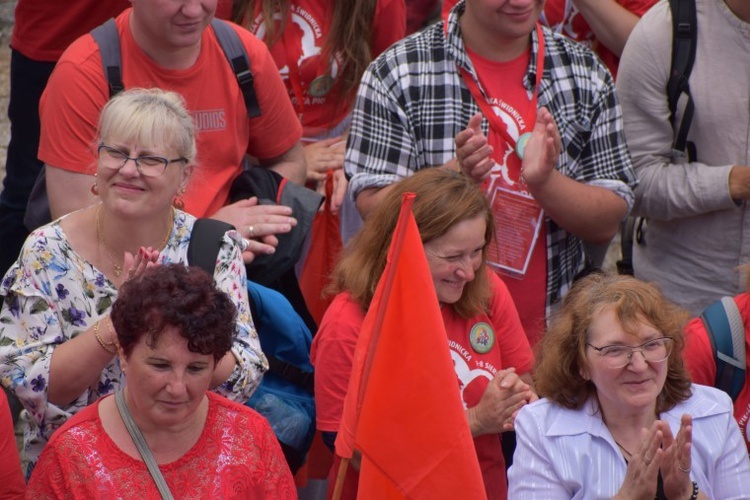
top-left (458, 24), bottom-right (545, 159)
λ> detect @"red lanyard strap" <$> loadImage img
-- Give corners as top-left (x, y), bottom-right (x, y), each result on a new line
top-left (458, 24), bottom-right (545, 154)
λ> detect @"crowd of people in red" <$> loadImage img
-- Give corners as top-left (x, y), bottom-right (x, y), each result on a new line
top-left (0, 0), bottom-right (749, 498)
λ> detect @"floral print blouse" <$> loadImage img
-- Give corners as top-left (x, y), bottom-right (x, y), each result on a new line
top-left (0, 209), bottom-right (267, 476)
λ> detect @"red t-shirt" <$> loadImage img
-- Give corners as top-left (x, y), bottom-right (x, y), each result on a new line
top-left (26, 392), bottom-right (295, 498)
top-left (441, 0), bottom-right (657, 78)
top-left (311, 271), bottom-right (534, 499)
top-left (38, 8), bottom-right (302, 219)
top-left (243, 0), bottom-right (406, 137)
top-left (10, 1), bottom-right (233, 62)
top-left (0, 391), bottom-right (25, 499)
top-left (11, 0), bottom-right (130, 62)
top-left (684, 293), bottom-right (750, 453)
top-left (467, 46), bottom-right (547, 347)
top-left (541, 0), bottom-right (657, 77)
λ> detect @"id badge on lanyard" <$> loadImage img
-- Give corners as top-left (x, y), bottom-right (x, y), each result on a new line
top-left (458, 24), bottom-right (546, 278)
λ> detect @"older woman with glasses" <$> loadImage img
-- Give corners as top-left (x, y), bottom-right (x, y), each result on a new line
top-left (508, 273), bottom-right (750, 499)
top-left (0, 88), bottom-right (267, 477)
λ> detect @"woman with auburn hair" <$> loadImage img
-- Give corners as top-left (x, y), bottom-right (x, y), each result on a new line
top-left (312, 168), bottom-right (536, 499)
top-left (509, 273), bottom-right (750, 499)
top-left (27, 265), bottom-right (294, 497)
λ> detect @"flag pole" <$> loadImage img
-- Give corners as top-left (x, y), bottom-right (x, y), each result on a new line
top-left (331, 457), bottom-right (350, 500)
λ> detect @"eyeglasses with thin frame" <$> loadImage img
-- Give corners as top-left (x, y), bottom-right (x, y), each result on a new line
top-left (586, 336), bottom-right (674, 369)
top-left (97, 144), bottom-right (187, 177)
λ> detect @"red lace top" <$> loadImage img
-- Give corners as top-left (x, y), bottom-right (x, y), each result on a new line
top-left (27, 392), bottom-right (295, 499)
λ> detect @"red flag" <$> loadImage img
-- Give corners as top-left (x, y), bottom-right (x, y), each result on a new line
top-left (300, 169), bottom-right (344, 325)
top-left (335, 193), bottom-right (486, 499)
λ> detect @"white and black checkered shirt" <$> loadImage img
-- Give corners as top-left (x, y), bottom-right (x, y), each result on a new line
top-left (345, 0), bottom-right (636, 314)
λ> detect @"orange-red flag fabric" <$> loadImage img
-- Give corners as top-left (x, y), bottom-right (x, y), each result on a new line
top-left (300, 169), bottom-right (344, 325)
top-left (335, 193), bottom-right (487, 499)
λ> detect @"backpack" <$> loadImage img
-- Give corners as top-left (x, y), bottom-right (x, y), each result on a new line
top-left (700, 296), bottom-right (747, 402)
top-left (617, 0), bottom-right (697, 276)
top-left (94, 17), bottom-right (323, 335)
top-left (188, 218), bottom-right (316, 474)
top-left (23, 17), bottom-right (262, 230)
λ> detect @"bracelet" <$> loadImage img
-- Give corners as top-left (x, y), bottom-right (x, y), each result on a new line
top-left (105, 317), bottom-right (121, 350)
top-left (689, 481), bottom-right (699, 500)
top-left (93, 320), bottom-right (117, 355)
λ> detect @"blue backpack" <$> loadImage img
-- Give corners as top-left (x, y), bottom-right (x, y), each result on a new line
top-left (700, 297), bottom-right (747, 402)
top-left (188, 218), bottom-right (315, 474)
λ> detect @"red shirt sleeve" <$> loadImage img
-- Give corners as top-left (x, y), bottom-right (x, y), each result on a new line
top-left (373, 0), bottom-right (408, 57)
top-left (310, 293), bottom-right (364, 433)
top-left (0, 392), bottom-right (25, 499)
top-left (486, 271), bottom-right (535, 375)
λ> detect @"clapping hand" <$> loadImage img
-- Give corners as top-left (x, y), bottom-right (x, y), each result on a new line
top-left (123, 246), bottom-right (160, 280)
top-left (519, 107), bottom-right (561, 189)
top-left (614, 415), bottom-right (696, 500)
top-left (467, 368), bottom-right (535, 436)
top-left (455, 112), bottom-right (494, 183)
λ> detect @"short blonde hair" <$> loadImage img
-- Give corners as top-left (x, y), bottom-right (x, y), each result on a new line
top-left (97, 88), bottom-right (196, 163)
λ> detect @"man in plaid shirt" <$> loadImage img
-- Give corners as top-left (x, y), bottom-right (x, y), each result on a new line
top-left (344, 0), bottom-right (636, 345)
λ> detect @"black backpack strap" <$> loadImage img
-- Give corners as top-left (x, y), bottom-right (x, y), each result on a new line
top-left (667, 0), bottom-right (697, 160)
top-left (91, 18), bottom-right (124, 98)
top-left (211, 19), bottom-right (262, 118)
top-left (700, 297), bottom-right (747, 402)
top-left (267, 355), bottom-right (315, 394)
top-left (188, 218), bottom-right (235, 275)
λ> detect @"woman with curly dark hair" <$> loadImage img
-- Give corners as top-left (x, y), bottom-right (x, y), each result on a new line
top-left (508, 273), bottom-right (750, 499)
top-left (27, 265), bottom-right (294, 498)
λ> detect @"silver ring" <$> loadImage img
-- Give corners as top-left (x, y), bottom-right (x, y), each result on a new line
top-left (247, 226), bottom-right (255, 237)
top-left (679, 464), bottom-right (691, 474)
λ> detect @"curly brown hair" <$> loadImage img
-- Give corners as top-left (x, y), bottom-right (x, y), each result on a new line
top-left (111, 265), bottom-right (236, 363)
top-left (534, 273), bottom-right (693, 413)
top-left (329, 168), bottom-right (495, 318)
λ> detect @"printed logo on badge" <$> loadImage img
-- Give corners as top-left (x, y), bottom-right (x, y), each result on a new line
top-left (309, 75), bottom-right (334, 97)
top-left (469, 322), bottom-right (495, 354)
top-left (515, 132), bottom-right (532, 160)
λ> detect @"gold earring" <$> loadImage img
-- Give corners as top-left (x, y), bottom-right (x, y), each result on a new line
top-left (91, 176), bottom-right (99, 196)
top-left (172, 190), bottom-right (185, 210)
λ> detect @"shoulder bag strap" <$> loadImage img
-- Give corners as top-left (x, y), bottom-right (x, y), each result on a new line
top-left (667, 0), bottom-right (698, 160)
top-left (90, 18), bottom-right (124, 98)
top-left (115, 391), bottom-right (175, 500)
top-left (211, 18), bottom-right (262, 118)
top-left (188, 218), bottom-right (235, 275)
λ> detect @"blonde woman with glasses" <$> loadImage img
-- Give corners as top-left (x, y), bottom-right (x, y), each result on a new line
top-left (508, 273), bottom-right (750, 499)
top-left (0, 88), bottom-right (266, 478)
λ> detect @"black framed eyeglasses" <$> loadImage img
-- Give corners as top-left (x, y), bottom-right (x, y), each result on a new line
top-left (97, 144), bottom-right (187, 177)
top-left (586, 336), bottom-right (674, 369)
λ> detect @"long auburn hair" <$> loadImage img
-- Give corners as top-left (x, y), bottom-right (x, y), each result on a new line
top-left (233, 0), bottom-right (376, 103)
top-left (534, 273), bottom-right (692, 413)
top-left (329, 168), bottom-right (495, 318)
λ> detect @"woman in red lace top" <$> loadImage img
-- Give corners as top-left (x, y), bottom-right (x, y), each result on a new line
top-left (27, 265), bottom-right (295, 498)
